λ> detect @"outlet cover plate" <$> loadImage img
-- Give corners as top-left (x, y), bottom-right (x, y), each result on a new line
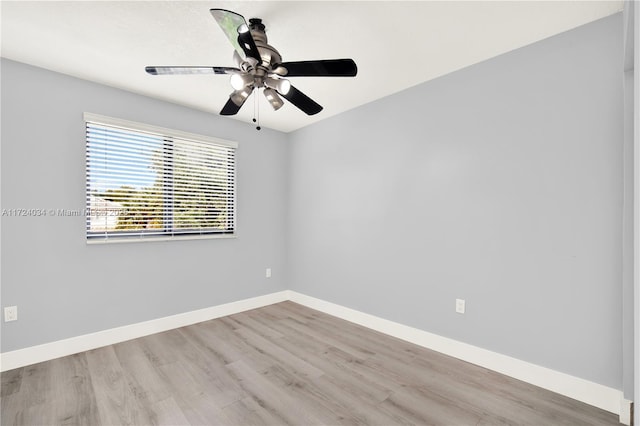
top-left (4, 306), bottom-right (17, 322)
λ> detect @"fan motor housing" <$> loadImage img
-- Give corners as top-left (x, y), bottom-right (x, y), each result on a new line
top-left (249, 18), bottom-right (282, 70)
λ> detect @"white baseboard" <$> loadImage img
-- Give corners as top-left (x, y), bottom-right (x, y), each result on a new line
top-left (620, 399), bottom-right (633, 425)
top-left (1, 289), bottom-right (629, 422)
top-left (287, 291), bottom-right (626, 418)
top-left (0, 291), bottom-right (289, 372)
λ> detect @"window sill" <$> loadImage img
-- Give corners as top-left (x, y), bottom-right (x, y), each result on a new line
top-left (86, 233), bottom-right (236, 245)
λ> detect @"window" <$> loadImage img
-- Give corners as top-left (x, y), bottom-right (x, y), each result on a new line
top-left (85, 113), bottom-right (236, 242)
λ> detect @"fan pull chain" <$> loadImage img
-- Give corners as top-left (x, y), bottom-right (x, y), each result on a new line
top-left (252, 88), bottom-right (261, 131)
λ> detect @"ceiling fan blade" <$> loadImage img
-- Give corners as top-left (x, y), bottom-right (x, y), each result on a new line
top-left (145, 66), bottom-right (240, 75)
top-left (281, 85), bottom-right (323, 115)
top-left (220, 97), bottom-right (243, 116)
top-left (220, 85), bottom-right (254, 116)
top-left (277, 59), bottom-right (358, 77)
top-left (210, 9), bottom-right (261, 63)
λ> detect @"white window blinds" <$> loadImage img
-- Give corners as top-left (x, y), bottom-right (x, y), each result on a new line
top-left (85, 114), bottom-right (236, 241)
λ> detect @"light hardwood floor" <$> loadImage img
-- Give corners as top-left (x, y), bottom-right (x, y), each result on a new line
top-left (1, 301), bottom-right (620, 425)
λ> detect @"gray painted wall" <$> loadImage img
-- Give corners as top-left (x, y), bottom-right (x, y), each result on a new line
top-left (622, 0), bottom-right (635, 401)
top-left (0, 59), bottom-right (288, 352)
top-left (623, 69), bottom-right (634, 399)
top-left (632, 0), bottom-right (640, 418)
top-left (287, 14), bottom-right (624, 389)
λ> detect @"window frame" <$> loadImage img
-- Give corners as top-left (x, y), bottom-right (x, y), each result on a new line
top-left (84, 113), bottom-right (238, 244)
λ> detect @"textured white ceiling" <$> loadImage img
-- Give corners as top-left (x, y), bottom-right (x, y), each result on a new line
top-left (1, 1), bottom-right (622, 133)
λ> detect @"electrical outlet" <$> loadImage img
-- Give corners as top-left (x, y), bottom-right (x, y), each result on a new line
top-left (455, 299), bottom-right (466, 314)
top-left (4, 306), bottom-right (18, 322)
top-left (265, 268), bottom-right (272, 278)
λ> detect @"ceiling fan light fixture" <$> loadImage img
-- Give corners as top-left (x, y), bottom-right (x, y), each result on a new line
top-left (230, 73), bottom-right (254, 90)
top-left (230, 86), bottom-right (253, 107)
top-left (263, 88), bottom-right (284, 110)
top-left (264, 76), bottom-right (291, 95)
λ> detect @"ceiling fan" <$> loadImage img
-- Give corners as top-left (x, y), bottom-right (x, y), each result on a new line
top-left (146, 8), bottom-right (358, 121)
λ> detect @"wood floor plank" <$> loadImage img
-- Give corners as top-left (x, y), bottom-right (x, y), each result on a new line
top-left (112, 338), bottom-right (173, 406)
top-left (0, 367), bottom-right (23, 398)
top-left (279, 302), bottom-right (418, 363)
top-left (275, 334), bottom-right (395, 403)
top-left (232, 324), bottom-right (325, 380)
top-left (139, 329), bottom-right (233, 403)
top-left (230, 309), bottom-right (398, 406)
top-left (111, 337), bottom-right (189, 426)
top-left (1, 301), bottom-right (621, 426)
top-left (86, 345), bottom-right (154, 425)
top-left (115, 330), bottom-right (235, 424)
top-left (262, 301), bottom-right (316, 324)
top-left (149, 396), bottom-right (191, 425)
top-left (2, 354), bottom-right (99, 425)
top-left (176, 390), bottom-right (232, 425)
top-left (47, 354), bottom-right (100, 425)
top-left (1, 360), bottom-right (54, 425)
top-left (270, 310), bottom-right (376, 360)
top-left (0, 393), bottom-right (24, 425)
top-left (166, 331), bottom-right (246, 409)
top-left (222, 395), bottom-right (291, 426)
top-left (181, 318), bottom-right (275, 374)
top-left (231, 310), bottom-right (286, 340)
top-left (225, 359), bottom-right (330, 425)
top-left (310, 374), bottom-right (411, 425)
top-left (380, 386), bottom-right (484, 425)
